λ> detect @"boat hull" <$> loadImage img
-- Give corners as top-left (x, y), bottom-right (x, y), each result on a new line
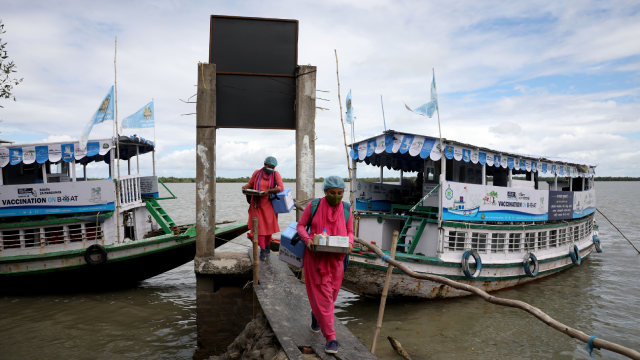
top-left (0, 223), bottom-right (248, 294)
top-left (342, 244), bottom-right (594, 299)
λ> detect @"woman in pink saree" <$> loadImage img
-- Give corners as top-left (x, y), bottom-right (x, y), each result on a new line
top-left (242, 156), bottom-right (283, 260)
top-left (296, 176), bottom-right (353, 354)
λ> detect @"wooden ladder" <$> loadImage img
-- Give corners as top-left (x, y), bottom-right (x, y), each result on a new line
top-left (145, 198), bottom-right (177, 234)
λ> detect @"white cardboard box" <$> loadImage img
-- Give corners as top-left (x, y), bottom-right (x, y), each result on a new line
top-left (328, 236), bottom-right (349, 247)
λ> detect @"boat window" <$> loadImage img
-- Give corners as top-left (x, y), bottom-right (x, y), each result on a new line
top-left (491, 233), bottom-right (505, 253)
top-left (1, 163), bottom-right (41, 185)
top-left (85, 223), bottom-right (100, 242)
top-left (23, 228), bottom-right (41, 248)
top-left (508, 233), bottom-right (522, 252)
top-left (537, 231), bottom-right (547, 249)
top-left (44, 226), bottom-right (65, 245)
top-left (525, 232), bottom-right (535, 251)
top-left (446, 231), bottom-right (466, 252)
top-left (558, 229), bottom-right (567, 246)
top-left (68, 224), bottom-right (83, 243)
top-left (1, 230), bottom-right (21, 249)
top-left (549, 230), bottom-right (557, 247)
top-left (574, 226), bottom-right (580, 242)
top-left (471, 232), bottom-right (487, 253)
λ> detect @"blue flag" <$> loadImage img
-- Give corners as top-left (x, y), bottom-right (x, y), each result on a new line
top-left (79, 86), bottom-right (115, 151)
top-left (121, 101), bottom-right (155, 131)
top-left (404, 75), bottom-right (438, 117)
top-left (345, 91), bottom-right (354, 124)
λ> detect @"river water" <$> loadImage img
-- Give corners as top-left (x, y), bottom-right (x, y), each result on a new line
top-left (0, 182), bottom-right (638, 359)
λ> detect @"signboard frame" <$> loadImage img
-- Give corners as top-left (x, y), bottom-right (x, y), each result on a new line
top-left (209, 15), bottom-right (299, 130)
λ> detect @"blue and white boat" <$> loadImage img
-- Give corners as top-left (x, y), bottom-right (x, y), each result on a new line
top-left (343, 131), bottom-right (600, 299)
top-left (0, 136), bottom-right (247, 293)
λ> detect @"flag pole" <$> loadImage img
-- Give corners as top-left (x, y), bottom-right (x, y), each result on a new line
top-left (334, 50), bottom-right (356, 209)
top-left (114, 37), bottom-right (122, 245)
top-left (380, 95), bottom-right (387, 132)
top-left (433, 68), bottom-right (444, 247)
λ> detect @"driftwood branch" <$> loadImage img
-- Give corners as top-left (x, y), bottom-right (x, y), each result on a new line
top-left (597, 208), bottom-right (640, 255)
top-left (354, 237), bottom-right (640, 360)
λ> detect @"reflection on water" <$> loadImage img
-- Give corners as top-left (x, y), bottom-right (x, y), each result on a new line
top-left (0, 182), bottom-right (638, 359)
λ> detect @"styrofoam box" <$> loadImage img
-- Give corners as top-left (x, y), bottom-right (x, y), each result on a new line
top-left (272, 188), bottom-right (295, 214)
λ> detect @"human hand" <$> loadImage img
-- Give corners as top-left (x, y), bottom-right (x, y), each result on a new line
top-left (306, 241), bottom-right (313, 251)
top-left (242, 185), bottom-right (249, 190)
top-left (349, 244), bottom-right (353, 254)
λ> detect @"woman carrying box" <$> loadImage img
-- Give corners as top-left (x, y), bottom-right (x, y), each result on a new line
top-left (242, 156), bottom-right (284, 261)
top-left (296, 176), bottom-right (354, 354)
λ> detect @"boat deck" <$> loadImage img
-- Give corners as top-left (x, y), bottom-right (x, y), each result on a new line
top-left (250, 250), bottom-right (377, 360)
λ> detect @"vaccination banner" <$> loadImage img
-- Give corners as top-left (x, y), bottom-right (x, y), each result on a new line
top-left (0, 180), bottom-right (115, 217)
top-left (442, 182), bottom-right (597, 222)
top-left (442, 181), bottom-right (549, 221)
top-left (573, 188), bottom-right (596, 218)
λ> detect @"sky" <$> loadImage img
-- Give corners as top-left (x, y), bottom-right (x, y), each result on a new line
top-left (1, 0), bottom-right (639, 179)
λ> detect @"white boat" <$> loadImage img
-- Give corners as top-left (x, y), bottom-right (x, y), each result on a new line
top-left (0, 136), bottom-right (247, 293)
top-left (344, 131), bottom-right (599, 299)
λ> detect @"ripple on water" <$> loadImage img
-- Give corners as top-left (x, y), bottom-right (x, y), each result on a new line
top-left (0, 182), bottom-right (639, 359)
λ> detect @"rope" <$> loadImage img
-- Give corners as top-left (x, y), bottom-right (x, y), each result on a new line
top-left (586, 336), bottom-right (598, 358)
top-left (596, 208), bottom-right (640, 255)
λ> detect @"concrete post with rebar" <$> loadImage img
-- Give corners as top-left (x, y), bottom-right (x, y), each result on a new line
top-left (295, 65), bottom-right (316, 221)
top-left (194, 63), bottom-right (254, 359)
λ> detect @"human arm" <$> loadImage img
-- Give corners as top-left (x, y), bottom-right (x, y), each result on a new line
top-left (296, 204), bottom-right (314, 250)
top-left (242, 170), bottom-right (258, 190)
top-left (347, 208), bottom-right (354, 253)
top-left (265, 171), bottom-right (284, 194)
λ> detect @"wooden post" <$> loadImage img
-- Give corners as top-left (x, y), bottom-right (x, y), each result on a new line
top-left (195, 63), bottom-right (216, 258)
top-left (252, 217), bottom-right (260, 319)
top-left (371, 230), bottom-right (399, 354)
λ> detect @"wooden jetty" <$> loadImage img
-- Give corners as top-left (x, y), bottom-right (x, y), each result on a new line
top-left (250, 250), bottom-right (377, 360)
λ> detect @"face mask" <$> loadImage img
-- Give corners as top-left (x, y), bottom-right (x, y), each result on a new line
top-left (326, 195), bottom-right (343, 206)
top-left (264, 167), bottom-right (274, 174)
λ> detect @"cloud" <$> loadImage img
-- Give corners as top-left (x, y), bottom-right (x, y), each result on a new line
top-left (1, 0), bottom-right (640, 178)
top-left (489, 122), bottom-right (522, 135)
top-left (42, 135), bottom-right (77, 143)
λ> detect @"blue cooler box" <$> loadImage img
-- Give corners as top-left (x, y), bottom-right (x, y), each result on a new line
top-left (272, 188), bottom-right (294, 214)
top-left (278, 221), bottom-right (306, 268)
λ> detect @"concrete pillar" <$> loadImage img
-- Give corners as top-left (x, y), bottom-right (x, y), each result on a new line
top-left (295, 65), bottom-right (316, 221)
top-left (196, 63), bottom-right (217, 258)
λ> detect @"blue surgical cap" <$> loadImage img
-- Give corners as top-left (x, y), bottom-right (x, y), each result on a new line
top-left (264, 156), bottom-right (278, 166)
top-left (323, 175), bottom-right (346, 190)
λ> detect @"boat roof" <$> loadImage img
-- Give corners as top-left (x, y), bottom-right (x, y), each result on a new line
top-left (349, 130), bottom-right (596, 177)
top-left (0, 135), bottom-right (154, 167)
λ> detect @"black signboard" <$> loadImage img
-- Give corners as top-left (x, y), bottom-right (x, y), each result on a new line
top-left (210, 15), bottom-right (298, 129)
top-left (549, 191), bottom-right (573, 220)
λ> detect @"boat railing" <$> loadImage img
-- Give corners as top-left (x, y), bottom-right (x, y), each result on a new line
top-left (118, 174), bottom-right (143, 209)
top-left (442, 219), bottom-right (593, 255)
top-left (0, 224), bottom-right (103, 251)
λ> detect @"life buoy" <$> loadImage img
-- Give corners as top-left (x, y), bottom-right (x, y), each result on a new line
top-left (592, 235), bottom-right (602, 253)
top-left (84, 244), bottom-right (108, 266)
top-left (523, 253), bottom-right (538, 277)
top-left (569, 244), bottom-right (581, 265)
top-left (461, 249), bottom-right (482, 279)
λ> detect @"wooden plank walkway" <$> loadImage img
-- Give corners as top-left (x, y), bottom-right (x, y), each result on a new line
top-left (251, 251), bottom-right (378, 360)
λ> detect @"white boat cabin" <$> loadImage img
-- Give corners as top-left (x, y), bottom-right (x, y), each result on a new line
top-left (0, 136), bottom-right (162, 256)
top-left (350, 131), bottom-right (598, 263)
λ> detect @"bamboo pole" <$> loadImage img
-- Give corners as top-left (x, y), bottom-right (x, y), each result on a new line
top-left (597, 208), bottom-right (640, 255)
top-left (114, 37), bottom-right (122, 245)
top-left (354, 237), bottom-right (640, 360)
top-left (334, 50), bottom-right (356, 210)
top-left (252, 217), bottom-right (260, 319)
top-left (371, 230), bottom-right (399, 353)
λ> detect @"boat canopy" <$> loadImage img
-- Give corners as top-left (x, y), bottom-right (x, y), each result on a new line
top-left (0, 135), bottom-right (154, 167)
top-left (349, 131), bottom-right (597, 178)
